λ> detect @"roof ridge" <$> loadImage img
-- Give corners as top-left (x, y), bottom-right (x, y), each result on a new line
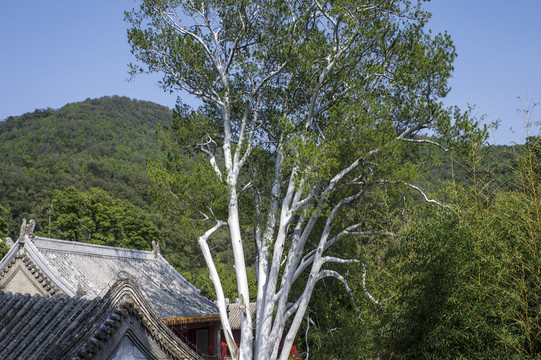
top-left (33, 236), bottom-right (156, 260)
top-left (102, 278), bottom-right (202, 360)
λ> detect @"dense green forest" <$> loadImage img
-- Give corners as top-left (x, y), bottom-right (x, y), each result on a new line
top-left (0, 95), bottom-right (170, 227)
top-left (1, 96), bottom-right (539, 358)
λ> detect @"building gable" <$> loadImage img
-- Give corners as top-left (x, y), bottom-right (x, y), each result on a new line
top-left (1, 263), bottom-right (45, 295)
top-left (0, 253), bottom-right (62, 296)
top-left (110, 334), bottom-right (152, 360)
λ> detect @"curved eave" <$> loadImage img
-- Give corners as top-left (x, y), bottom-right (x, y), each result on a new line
top-left (163, 314), bottom-right (221, 326)
top-left (0, 241), bottom-right (20, 272)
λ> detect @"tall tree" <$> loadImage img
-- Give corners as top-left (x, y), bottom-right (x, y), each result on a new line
top-left (126, 1), bottom-right (461, 359)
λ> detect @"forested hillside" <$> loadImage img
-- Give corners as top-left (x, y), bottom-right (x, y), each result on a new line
top-left (0, 96), bottom-right (170, 232)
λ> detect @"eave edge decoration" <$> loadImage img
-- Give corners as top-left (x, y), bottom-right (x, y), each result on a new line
top-left (163, 314), bottom-right (221, 326)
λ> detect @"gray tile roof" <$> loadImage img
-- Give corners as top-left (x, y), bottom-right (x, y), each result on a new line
top-left (227, 300), bottom-right (257, 329)
top-left (0, 291), bottom-right (103, 359)
top-left (31, 236), bottom-right (219, 320)
top-left (0, 278), bottom-right (202, 360)
top-left (0, 227), bottom-right (218, 322)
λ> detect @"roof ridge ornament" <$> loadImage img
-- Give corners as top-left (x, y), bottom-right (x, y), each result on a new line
top-left (152, 240), bottom-right (160, 259)
top-left (77, 283), bottom-right (87, 297)
top-left (18, 218), bottom-right (36, 244)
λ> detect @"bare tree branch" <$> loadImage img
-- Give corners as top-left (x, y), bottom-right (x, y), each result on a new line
top-left (400, 137), bottom-right (450, 152)
top-left (401, 182), bottom-right (449, 207)
top-left (361, 263), bottom-right (392, 305)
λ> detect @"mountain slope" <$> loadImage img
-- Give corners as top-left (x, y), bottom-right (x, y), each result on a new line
top-left (0, 95), bottom-right (172, 234)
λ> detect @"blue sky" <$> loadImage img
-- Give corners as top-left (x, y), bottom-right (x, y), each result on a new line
top-left (1, 1), bottom-right (540, 145)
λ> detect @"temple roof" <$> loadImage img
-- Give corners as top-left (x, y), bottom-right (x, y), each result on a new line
top-left (226, 299), bottom-right (257, 330)
top-left (0, 221), bottom-right (219, 322)
top-left (0, 278), bottom-right (201, 360)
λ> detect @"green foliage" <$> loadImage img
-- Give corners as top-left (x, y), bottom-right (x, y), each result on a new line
top-left (43, 186), bottom-right (159, 250)
top-left (381, 129), bottom-right (541, 359)
top-left (299, 114), bottom-right (538, 359)
top-left (0, 92), bottom-right (535, 359)
top-left (386, 210), bottom-right (485, 359)
top-left (387, 191), bottom-right (541, 359)
top-left (0, 204), bottom-right (10, 258)
top-left (0, 205), bottom-right (8, 236)
top-left (149, 105), bottom-right (229, 223)
top-left (0, 95), bottom-right (251, 290)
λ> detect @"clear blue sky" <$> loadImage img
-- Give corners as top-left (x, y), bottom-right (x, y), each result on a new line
top-left (1, 1), bottom-right (540, 145)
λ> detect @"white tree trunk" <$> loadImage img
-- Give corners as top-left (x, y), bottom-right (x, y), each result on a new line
top-left (228, 183), bottom-right (253, 359)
